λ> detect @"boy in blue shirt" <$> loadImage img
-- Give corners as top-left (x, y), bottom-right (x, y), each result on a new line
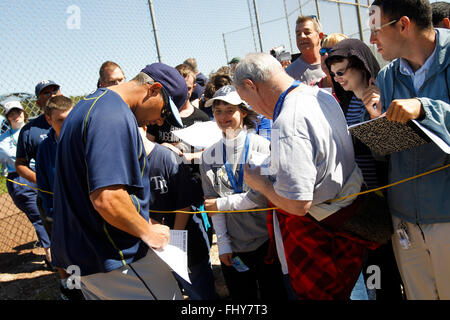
top-left (35, 95), bottom-right (83, 300)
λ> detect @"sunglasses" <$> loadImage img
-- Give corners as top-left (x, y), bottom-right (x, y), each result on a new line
top-left (320, 47), bottom-right (332, 56)
top-left (329, 65), bottom-right (349, 78)
top-left (159, 86), bottom-right (172, 120)
top-left (40, 87), bottom-right (59, 98)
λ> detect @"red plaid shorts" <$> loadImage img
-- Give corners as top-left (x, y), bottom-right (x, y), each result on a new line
top-left (266, 205), bottom-right (379, 300)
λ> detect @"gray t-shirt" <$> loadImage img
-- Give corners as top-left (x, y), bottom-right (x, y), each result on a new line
top-left (285, 56), bottom-right (325, 84)
top-left (271, 86), bottom-right (356, 205)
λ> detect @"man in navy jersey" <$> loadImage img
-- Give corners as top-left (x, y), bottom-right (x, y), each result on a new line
top-left (52, 63), bottom-right (188, 300)
top-left (15, 80), bottom-right (61, 266)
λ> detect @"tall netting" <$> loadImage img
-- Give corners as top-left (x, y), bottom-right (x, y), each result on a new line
top-left (0, 0), bottom-right (158, 254)
top-left (0, 0), bottom-right (388, 298)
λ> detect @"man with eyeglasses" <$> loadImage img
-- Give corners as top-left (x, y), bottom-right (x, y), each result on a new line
top-left (50, 63), bottom-right (188, 300)
top-left (362, 0), bottom-right (450, 300)
top-left (285, 15), bottom-right (325, 85)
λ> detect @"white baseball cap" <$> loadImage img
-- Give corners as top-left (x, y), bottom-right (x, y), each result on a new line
top-left (205, 85), bottom-right (246, 108)
top-left (3, 101), bottom-right (24, 116)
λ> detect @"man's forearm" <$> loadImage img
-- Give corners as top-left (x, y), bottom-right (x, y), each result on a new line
top-left (90, 186), bottom-right (153, 240)
top-left (174, 207), bottom-right (191, 230)
top-left (15, 159), bottom-right (37, 184)
top-left (257, 177), bottom-right (311, 216)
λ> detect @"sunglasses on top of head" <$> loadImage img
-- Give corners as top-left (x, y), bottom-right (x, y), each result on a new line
top-left (320, 47), bottom-right (333, 56)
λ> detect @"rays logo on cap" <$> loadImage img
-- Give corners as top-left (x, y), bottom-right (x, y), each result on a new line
top-left (221, 86), bottom-right (234, 95)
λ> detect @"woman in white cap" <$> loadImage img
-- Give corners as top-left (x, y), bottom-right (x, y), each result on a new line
top-left (0, 101), bottom-right (52, 267)
top-left (200, 85), bottom-right (286, 300)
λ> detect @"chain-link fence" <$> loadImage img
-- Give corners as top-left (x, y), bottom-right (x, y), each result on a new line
top-left (0, 0), bottom-right (380, 255)
top-left (221, 0), bottom-right (387, 68)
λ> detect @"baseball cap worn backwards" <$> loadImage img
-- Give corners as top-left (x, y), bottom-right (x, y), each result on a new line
top-left (141, 63), bottom-right (188, 128)
top-left (205, 85), bottom-right (246, 108)
top-left (35, 80), bottom-right (60, 97)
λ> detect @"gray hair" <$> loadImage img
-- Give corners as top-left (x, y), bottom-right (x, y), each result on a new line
top-left (232, 53), bottom-right (283, 87)
top-left (131, 72), bottom-right (154, 85)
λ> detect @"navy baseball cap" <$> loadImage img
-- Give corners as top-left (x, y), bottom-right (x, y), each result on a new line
top-left (35, 80), bottom-right (60, 97)
top-left (141, 63), bottom-right (188, 128)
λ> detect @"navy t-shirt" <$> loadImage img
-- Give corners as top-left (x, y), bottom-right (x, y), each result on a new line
top-left (16, 114), bottom-right (51, 168)
top-left (52, 88), bottom-right (150, 276)
top-left (148, 144), bottom-right (209, 266)
top-left (36, 128), bottom-right (57, 218)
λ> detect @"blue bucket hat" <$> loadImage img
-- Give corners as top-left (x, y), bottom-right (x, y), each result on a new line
top-left (141, 63), bottom-right (188, 128)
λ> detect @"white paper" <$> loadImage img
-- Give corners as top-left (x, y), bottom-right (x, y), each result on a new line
top-left (412, 120), bottom-right (450, 154)
top-left (151, 230), bottom-right (190, 284)
top-left (171, 121), bottom-right (222, 150)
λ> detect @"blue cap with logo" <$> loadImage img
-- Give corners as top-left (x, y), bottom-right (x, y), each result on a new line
top-left (141, 63), bottom-right (188, 128)
top-left (35, 80), bottom-right (60, 97)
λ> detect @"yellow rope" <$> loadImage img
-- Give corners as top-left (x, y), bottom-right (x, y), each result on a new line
top-left (5, 178), bottom-right (53, 195)
top-left (5, 163), bottom-right (449, 214)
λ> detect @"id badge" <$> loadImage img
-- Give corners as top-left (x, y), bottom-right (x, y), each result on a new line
top-left (396, 228), bottom-right (411, 250)
top-left (231, 256), bottom-right (249, 272)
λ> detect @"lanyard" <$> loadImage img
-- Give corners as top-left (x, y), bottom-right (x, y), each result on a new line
top-left (272, 80), bottom-right (301, 122)
top-left (222, 134), bottom-right (250, 193)
top-left (10, 129), bottom-right (17, 146)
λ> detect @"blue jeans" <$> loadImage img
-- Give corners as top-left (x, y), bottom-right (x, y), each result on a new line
top-left (7, 173), bottom-right (51, 248)
top-left (173, 257), bottom-right (218, 300)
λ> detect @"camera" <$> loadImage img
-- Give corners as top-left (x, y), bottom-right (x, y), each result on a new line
top-left (270, 45), bottom-right (292, 62)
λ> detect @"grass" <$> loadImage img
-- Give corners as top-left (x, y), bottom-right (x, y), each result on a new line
top-left (0, 175), bottom-right (8, 195)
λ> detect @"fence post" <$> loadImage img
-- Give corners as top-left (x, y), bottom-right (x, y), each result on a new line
top-left (298, 0), bottom-right (303, 16)
top-left (252, 0), bottom-right (264, 52)
top-left (247, 0), bottom-right (258, 52)
top-left (315, 0), bottom-right (320, 21)
top-left (355, 0), bottom-right (365, 42)
top-left (222, 33), bottom-right (230, 65)
top-left (147, 0), bottom-right (162, 63)
top-left (338, 1), bottom-right (344, 33)
top-left (283, 0), bottom-right (294, 53)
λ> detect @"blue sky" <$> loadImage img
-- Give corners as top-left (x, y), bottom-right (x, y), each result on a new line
top-left (0, 0), bottom-right (447, 97)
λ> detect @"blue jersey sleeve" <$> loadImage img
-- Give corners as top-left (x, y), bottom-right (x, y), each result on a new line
top-left (15, 125), bottom-right (29, 160)
top-left (84, 107), bottom-right (145, 193)
top-left (36, 142), bottom-right (53, 218)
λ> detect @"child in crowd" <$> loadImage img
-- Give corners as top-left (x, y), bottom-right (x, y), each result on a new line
top-left (35, 95), bottom-right (84, 300)
top-left (200, 85), bottom-right (286, 300)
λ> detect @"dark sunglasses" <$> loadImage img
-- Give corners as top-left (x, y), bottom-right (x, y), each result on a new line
top-left (329, 65), bottom-right (349, 78)
top-left (159, 86), bottom-right (172, 120)
top-left (319, 47), bottom-right (332, 56)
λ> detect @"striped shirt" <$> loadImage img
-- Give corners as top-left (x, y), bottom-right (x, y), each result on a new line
top-left (346, 96), bottom-right (379, 188)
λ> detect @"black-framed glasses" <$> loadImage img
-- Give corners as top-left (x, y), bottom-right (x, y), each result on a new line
top-left (319, 47), bottom-right (332, 56)
top-left (159, 86), bottom-right (172, 119)
top-left (329, 65), bottom-right (349, 78)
